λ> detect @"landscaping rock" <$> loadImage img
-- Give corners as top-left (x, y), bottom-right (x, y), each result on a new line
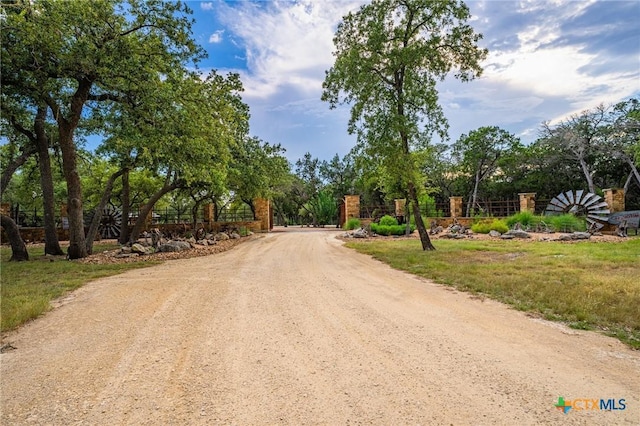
top-left (557, 232), bottom-right (592, 241)
top-left (489, 230), bottom-right (502, 238)
top-left (230, 232), bottom-right (241, 239)
top-left (131, 243), bottom-right (147, 254)
top-left (504, 230), bottom-right (531, 239)
top-left (215, 232), bottom-right (230, 241)
top-left (441, 233), bottom-right (466, 239)
top-left (352, 228), bottom-right (369, 238)
top-left (158, 241), bottom-right (192, 252)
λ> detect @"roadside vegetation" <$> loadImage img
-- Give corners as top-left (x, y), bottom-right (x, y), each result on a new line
top-left (0, 244), bottom-right (157, 332)
top-left (346, 237), bottom-right (640, 349)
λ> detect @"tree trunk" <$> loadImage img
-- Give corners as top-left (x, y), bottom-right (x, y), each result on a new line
top-left (625, 157), bottom-right (640, 189)
top-left (408, 180), bottom-right (435, 251)
top-left (129, 180), bottom-right (180, 243)
top-left (53, 80), bottom-right (92, 259)
top-left (34, 106), bottom-right (64, 255)
top-left (1, 145), bottom-right (37, 195)
top-left (468, 170), bottom-right (481, 217)
top-left (118, 168), bottom-right (131, 245)
top-left (1, 214), bottom-right (29, 261)
top-left (578, 156), bottom-right (596, 194)
top-left (59, 123), bottom-right (87, 259)
top-left (86, 169), bottom-right (125, 254)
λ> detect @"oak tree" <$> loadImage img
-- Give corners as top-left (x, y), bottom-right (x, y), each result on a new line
top-left (323, 0), bottom-right (487, 250)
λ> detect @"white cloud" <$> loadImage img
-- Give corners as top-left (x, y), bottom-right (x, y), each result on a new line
top-left (201, 2), bottom-right (214, 11)
top-left (217, 0), bottom-right (366, 99)
top-left (209, 29), bottom-right (224, 44)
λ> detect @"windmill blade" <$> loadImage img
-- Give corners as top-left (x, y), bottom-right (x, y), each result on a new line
top-left (565, 190), bottom-right (575, 204)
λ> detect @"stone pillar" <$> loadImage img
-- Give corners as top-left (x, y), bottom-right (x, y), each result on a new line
top-left (394, 199), bottom-right (406, 224)
top-left (254, 198), bottom-right (271, 231)
top-left (519, 193), bottom-right (536, 213)
top-left (449, 196), bottom-right (463, 218)
top-left (203, 203), bottom-right (214, 229)
top-left (604, 188), bottom-right (625, 213)
top-left (344, 195), bottom-right (360, 220)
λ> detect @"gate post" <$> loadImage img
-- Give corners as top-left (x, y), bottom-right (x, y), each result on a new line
top-left (603, 188), bottom-right (625, 213)
top-left (344, 195), bottom-right (360, 220)
top-left (394, 199), bottom-right (406, 223)
top-left (519, 193), bottom-right (536, 214)
top-left (254, 198), bottom-right (272, 231)
top-left (203, 203), bottom-right (214, 231)
top-left (449, 196), bottom-right (463, 218)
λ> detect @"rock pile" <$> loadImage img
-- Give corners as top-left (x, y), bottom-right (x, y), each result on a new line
top-left (114, 230), bottom-right (249, 258)
top-left (342, 227), bottom-right (370, 239)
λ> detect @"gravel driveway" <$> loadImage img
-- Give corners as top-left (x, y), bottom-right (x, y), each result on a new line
top-left (1, 227), bottom-right (638, 425)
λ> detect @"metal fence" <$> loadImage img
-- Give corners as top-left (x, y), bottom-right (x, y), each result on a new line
top-left (471, 198), bottom-right (520, 217)
top-left (4, 203), bottom-right (256, 228)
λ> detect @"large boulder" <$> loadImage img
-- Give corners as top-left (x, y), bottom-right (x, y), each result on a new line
top-left (158, 241), bottom-right (192, 252)
top-left (215, 232), bottom-right (230, 241)
top-left (131, 243), bottom-right (147, 254)
top-left (557, 232), bottom-right (591, 241)
top-left (352, 228), bottom-right (369, 238)
top-left (503, 229), bottom-right (531, 239)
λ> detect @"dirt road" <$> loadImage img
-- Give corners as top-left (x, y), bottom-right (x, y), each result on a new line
top-left (2, 228), bottom-right (638, 425)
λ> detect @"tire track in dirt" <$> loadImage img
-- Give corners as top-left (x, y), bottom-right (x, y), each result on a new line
top-left (2, 228), bottom-right (639, 425)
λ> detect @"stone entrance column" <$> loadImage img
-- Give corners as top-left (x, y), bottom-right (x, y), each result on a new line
top-left (519, 193), bottom-right (536, 213)
top-left (449, 196), bottom-right (463, 218)
top-left (394, 199), bottom-right (406, 223)
top-left (603, 188), bottom-right (625, 213)
top-left (344, 195), bottom-right (360, 220)
top-left (254, 198), bottom-right (272, 231)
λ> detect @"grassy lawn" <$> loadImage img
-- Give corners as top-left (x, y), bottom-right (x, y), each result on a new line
top-left (346, 237), bottom-right (640, 349)
top-left (1, 244), bottom-right (158, 332)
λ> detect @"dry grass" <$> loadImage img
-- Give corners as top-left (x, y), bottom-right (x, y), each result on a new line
top-left (0, 244), bottom-right (157, 332)
top-left (346, 236), bottom-right (640, 349)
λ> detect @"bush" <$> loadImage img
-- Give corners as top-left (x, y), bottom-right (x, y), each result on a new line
top-left (371, 222), bottom-right (415, 236)
top-left (344, 218), bottom-right (362, 230)
top-left (547, 214), bottom-right (587, 232)
top-left (378, 215), bottom-right (399, 226)
top-left (471, 219), bottom-right (509, 234)
top-left (505, 211), bottom-right (541, 228)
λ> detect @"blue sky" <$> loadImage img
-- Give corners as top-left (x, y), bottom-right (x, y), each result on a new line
top-left (189, 0), bottom-right (639, 162)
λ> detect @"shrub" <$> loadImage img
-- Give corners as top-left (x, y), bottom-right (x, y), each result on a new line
top-left (505, 211), bottom-right (541, 228)
top-left (378, 215), bottom-right (399, 226)
top-left (344, 218), bottom-right (362, 230)
top-left (471, 219), bottom-right (509, 234)
top-left (371, 222), bottom-right (415, 236)
top-left (547, 214), bottom-right (587, 232)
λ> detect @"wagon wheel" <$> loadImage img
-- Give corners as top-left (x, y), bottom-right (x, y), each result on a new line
top-left (98, 204), bottom-right (122, 239)
top-left (85, 205), bottom-right (122, 239)
top-left (544, 190), bottom-right (610, 230)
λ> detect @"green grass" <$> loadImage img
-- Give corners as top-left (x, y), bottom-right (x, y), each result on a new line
top-left (346, 237), bottom-right (640, 349)
top-left (1, 244), bottom-right (157, 331)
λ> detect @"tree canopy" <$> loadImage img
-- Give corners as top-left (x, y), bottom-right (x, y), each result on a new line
top-left (323, 0), bottom-right (487, 250)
